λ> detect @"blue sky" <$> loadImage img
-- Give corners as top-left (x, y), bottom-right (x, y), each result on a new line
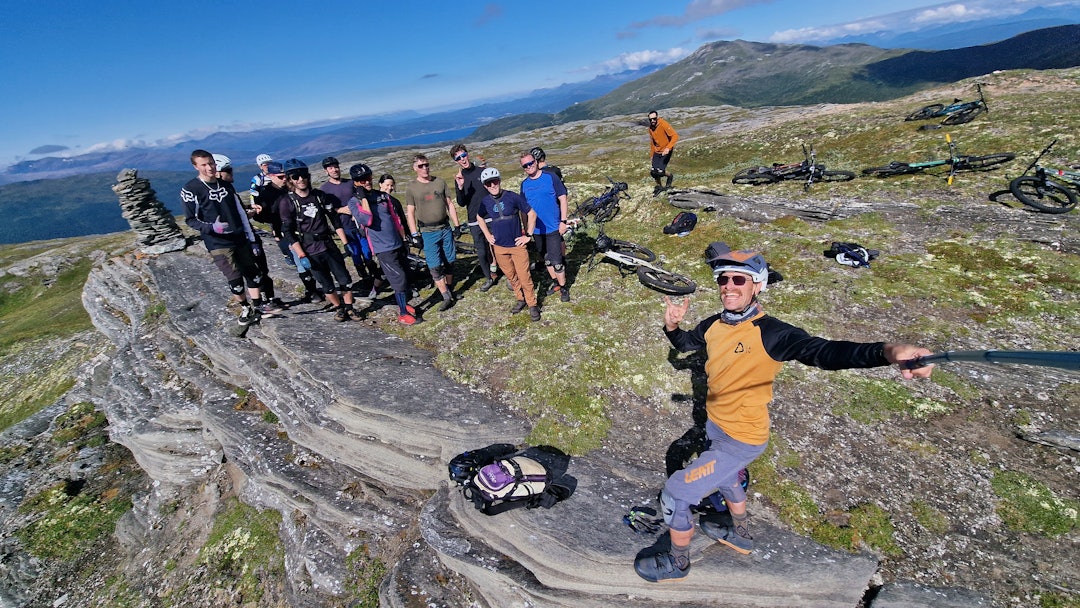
top-left (0, 0), bottom-right (1071, 168)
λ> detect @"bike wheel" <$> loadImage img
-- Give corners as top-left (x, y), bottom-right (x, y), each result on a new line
top-left (1009, 176), bottom-right (1078, 214)
top-left (818, 170), bottom-right (857, 182)
top-left (608, 240), bottom-right (656, 263)
top-left (732, 168), bottom-right (779, 185)
top-left (955, 153), bottom-right (1015, 171)
top-left (637, 266), bottom-right (697, 295)
top-left (941, 105), bottom-right (986, 125)
top-left (862, 162), bottom-right (920, 177)
top-left (905, 104), bottom-right (944, 121)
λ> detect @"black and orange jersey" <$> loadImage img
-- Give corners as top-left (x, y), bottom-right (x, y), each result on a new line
top-left (665, 310), bottom-right (888, 445)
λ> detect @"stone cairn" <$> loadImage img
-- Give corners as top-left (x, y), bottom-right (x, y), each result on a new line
top-left (112, 168), bottom-right (187, 255)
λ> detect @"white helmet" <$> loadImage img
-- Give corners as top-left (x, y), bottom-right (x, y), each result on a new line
top-left (212, 154), bottom-right (232, 170)
top-left (480, 167), bottom-right (501, 183)
top-left (256, 154), bottom-right (273, 165)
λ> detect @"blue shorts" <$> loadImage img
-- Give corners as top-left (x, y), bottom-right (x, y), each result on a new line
top-left (421, 228), bottom-right (456, 273)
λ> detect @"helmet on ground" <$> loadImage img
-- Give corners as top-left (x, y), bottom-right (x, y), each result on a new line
top-left (349, 163), bottom-right (373, 181)
top-left (321, 156), bottom-right (340, 168)
top-left (529, 146), bottom-right (546, 162)
top-left (704, 242), bottom-right (769, 287)
top-left (480, 167), bottom-right (501, 183)
top-left (283, 158), bottom-right (308, 177)
top-left (256, 154), bottom-right (273, 165)
top-left (212, 154), bottom-right (232, 171)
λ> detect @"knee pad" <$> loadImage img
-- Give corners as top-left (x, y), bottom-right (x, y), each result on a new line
top-left (552, 263), bottom-right (564, 273)
top-left (229, 280), bottom-right (245, 295)
top-left (650, 167), bottom-right (664, 180)
top-left (336, 283), bottom-right (350, 294)
top-left (544, 259), bottom-right (554, 268)
top-left (659, 489), bottom-right (694, 531)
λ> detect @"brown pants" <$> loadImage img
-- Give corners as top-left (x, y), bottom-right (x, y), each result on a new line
top-left (493, 244), bottom-right (536, 306)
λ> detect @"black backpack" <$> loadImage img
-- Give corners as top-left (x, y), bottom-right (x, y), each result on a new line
top-left (663, 211), bottom-right (697, 235)
top-left (448, 444), bottom-right (573, 515)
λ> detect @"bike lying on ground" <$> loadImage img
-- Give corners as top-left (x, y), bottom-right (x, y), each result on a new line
top-left (861, 134), bottom-right (1015, 184)
top-left (731, 144), bottom-right (856, 191)
top-left (1008, 139), bottom-right (1078, 214)
top-left (904, 83), bottom-right (989, 126)
top-left (570, 219), bottom-right (696, 295)
top-left (574, 177), bottom-right (628, 223)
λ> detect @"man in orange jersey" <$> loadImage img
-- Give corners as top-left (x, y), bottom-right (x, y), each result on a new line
top-left (635, 242), bottom-right (934, 582)
top-left (647, 110), bottom-right (679, 195)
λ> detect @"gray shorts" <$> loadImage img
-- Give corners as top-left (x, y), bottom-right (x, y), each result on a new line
top-left (663, 419), bottom-right (766, 531)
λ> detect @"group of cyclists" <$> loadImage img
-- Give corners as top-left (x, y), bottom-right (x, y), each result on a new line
top-left (182, 141), bottom-right (575, 327)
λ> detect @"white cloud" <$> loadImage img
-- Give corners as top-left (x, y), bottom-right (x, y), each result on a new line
top-left (593, 48), bottom-right (691, 73)
top-left (912, 4), bottom-right (994, 25)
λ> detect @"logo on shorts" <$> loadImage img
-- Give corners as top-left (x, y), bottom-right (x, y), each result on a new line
top-left (684, 459), bottom-right (715, 483)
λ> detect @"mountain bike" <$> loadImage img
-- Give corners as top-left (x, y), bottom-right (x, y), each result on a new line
top-left (1008, 139), bottom-right (1078, 214)
top-left (904, 83), bottom-right (989, 126)
top-left (731, 144), bottom-right (856, 191)
top-left (573, 177), bottom-right (628, 223)
top-left (861, 134), bottom-right (1015, 184)
top-left (572, 220), bottom-right (696, 295)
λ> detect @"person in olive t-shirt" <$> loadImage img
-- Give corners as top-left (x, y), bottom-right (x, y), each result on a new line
top-left (405, 153), bottom-right (461, 311)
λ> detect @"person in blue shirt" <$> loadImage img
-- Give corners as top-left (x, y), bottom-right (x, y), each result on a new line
top-left (519, 150), bottom-right (571, 302)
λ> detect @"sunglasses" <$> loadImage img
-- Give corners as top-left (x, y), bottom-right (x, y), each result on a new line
top-left (717, 275), bottom-right (749, 286)
top-left (288, 172), bottom-right (311, 180)
top-left (483, 179), bottom-right (500, 186)
top-left (454, 152), bottom-right (468, 161)
top-left (415, 163), bottom-right (430, 169)
top-left (521, 160), bottom-right (536, 169)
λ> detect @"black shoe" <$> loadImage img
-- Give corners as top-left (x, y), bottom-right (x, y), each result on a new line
top-left (479, 278), bottom-right (496, 292)
top-left (510, 300), bottom-right (528, 314)
top-left (560, 286), bottom-right (570, 302)
top-left (700, 519), bottom-right (753, 554)
top-left (334, 307), bottom-right (348, 322)
top-left (634, 551), bottom-right (689, 582)
top-left (439, 294), bottom-right (456, 312)
top-left (238, 304), bottom-right (261, 326)
top-left (545, 283), bottom-right (561, 296)
top-left (529, 306), bottom-right (541, 321)
top-left (345, 306), bottom-right (363, 321)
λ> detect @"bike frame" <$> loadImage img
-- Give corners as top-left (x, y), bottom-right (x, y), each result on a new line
top-left (1020, 140), bottom-right (1080, 188)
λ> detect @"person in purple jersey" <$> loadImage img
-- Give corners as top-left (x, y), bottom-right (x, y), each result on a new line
top-left (347, 164), bottom-right (417, 325)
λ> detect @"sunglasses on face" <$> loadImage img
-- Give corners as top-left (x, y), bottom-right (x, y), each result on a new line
top-left (288, 172), bottom-right (310, 181)
top-left (521, 160), bottom-right (536, 169)
top-left (454, 152), bottom-right (468, 161)
top-left (415, 163), bottom-right (429, 169)
top-left (718, 275), bottom-right (749, 286)
top-left (483, 179), bottom-right (500, 186)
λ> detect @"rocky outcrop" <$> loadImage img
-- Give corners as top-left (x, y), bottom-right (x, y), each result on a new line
top-left (75, 244), bottom-right (990, 607)
top-left (111, 169), bottom-right (187, 255)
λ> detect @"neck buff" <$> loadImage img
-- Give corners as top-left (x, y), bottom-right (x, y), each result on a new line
top-left (720, 300), bottom-right (762, 325)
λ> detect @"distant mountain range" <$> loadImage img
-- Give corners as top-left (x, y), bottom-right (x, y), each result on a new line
top-left (473, 24), bottom-right (1080, 138)
top-left (0, 66), bottom-right (662, 186)
top-left (815, 4), bottom-right (1079, 50)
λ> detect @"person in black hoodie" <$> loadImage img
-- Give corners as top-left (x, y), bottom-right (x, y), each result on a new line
top-left (451, 143), bottom-right (499, 292)
top-left (181, 149), bottom-right (264, 326)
